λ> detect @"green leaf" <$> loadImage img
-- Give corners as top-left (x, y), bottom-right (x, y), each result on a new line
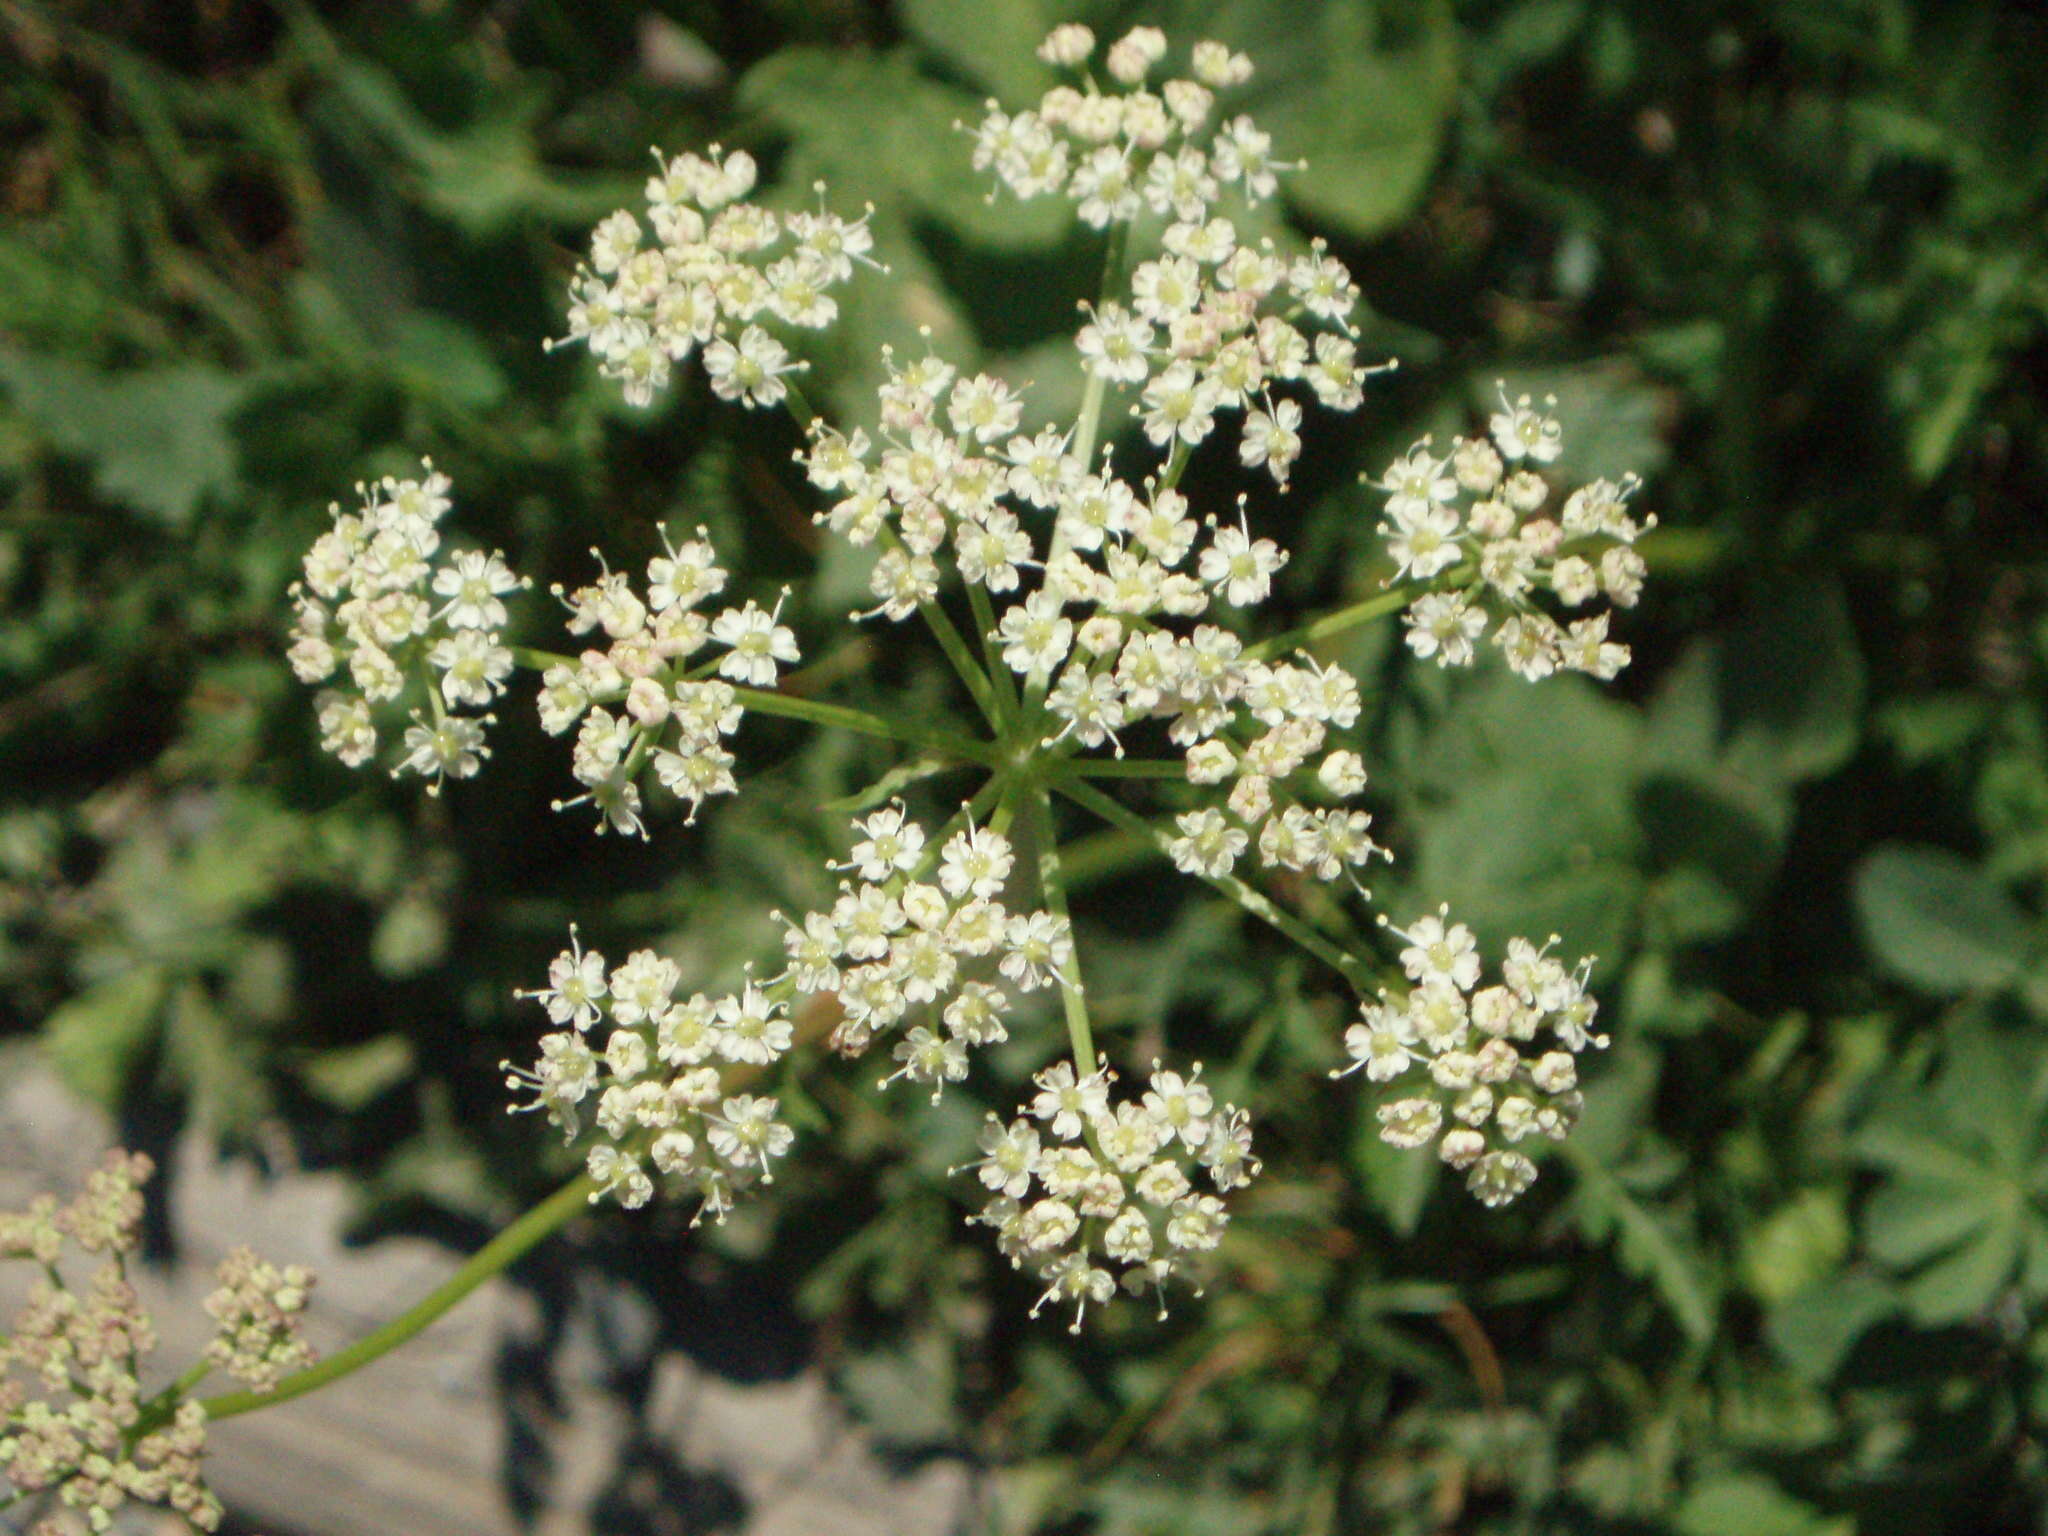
top-left (899, 0), bottom-right (1054, 99)
top-left (1564, 1140), bottom-right (1719, 1342)
top-left (1852, 1026), bottom-right (2048, 1322)
top-left (837, 1329), bottom-right (959, 1449)
top-left (390, 311), bottom-right (507, 411)
top-left (1677, 1472), bottom-right (1854, 1536)
top-left (1403, 672), bottom-right (1645, 957)
top-left (740, 47), bottom-right (1070, 253)
top-left (1716, 578), bottom-right (1866, 786)
top-left (1766, 1271), bottom-right (1900, 1381)
top-left (43, 965), bottom-right (167, 1110)
top-left (0, 348), bottom-right (245, 526)
top-left (1258, 0), bottom-right (1460, 238)
top-left (297, 1034), bottom-right (417, 1111)
top-left (1854, 844), bottom-right (2034, 994)
top-left (163, 980), bottom-right (274, 1136)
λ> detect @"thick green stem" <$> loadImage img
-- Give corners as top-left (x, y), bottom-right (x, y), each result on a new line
top-left (1030, 782), bottom-right (1096, 1066)
top-left (192, 1168), bottom-right (596, 1426)
top-left (1053, 777), bottom-right (1372, 994)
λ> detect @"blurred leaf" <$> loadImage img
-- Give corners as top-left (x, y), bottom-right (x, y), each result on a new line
top-left (1853, 1025), bottom-right (2048, 1322)
top-left (43, 965), bottom-right (166, 1110)
top-left (371, 892), bottom-right (450, 978)
top-left (297, 1034), bottom-right (417, 1111)
top-left (899, 0), bottom-right (1054, 99)
top-left (1676, 1472), bottom-right (1853, 1536)
top-left (1766, 1271), bottom-right (1900, 1381)
top-left (390, 311), bottom-right (508, 411)
top-left (838, 1328), bottom-right (959, 1449)
top-left (1259, 0), bottom-right (1460, 238)
top-left (739, 47), bottom-right (1071, 253)
top-left (1564, 1140), bottom-right (1719, 1342)
top-left (1854, 844), bottom-right (2033, 995)
top-left (163, 979), bottom-right (273, 1135)
top-left (0, 348), bottom-right (246, 526)
top-left (1716, 579), bottom-right (1866, 786)
top-left (1742, 1188), bottom-right (1851, 1305)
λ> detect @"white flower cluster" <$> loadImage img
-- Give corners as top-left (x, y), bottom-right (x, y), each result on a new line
top-left (962, 1057), bottom-right (1258, 1331)
top-left (975, 29), bottom-right (1379, 490)
top-left (286, 462), bottom-right (525, 791)
top-left (978, 26), bottom-right (1278, 231)
top-left (773, 805), bottom-right (1071, 1098)
top-left (1379, 389), bottom-right (1653, 681)
top-left (1334, 908), bottom-right (1608, 1207)
top-left (536, 529), bottom-right (799, 838)
top-left (554, 144), bottom-right (873, 407)
top-left (507, 929), bottom-right (797, 1219)
top-left (801, 344), bottom-right (1384, 890)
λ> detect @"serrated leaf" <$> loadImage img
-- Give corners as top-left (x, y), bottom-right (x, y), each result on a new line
top-left (1853, 1026), bottom-right (2048, 1321)
top-left (1564, 1140), bottom-right (1719, 1341)
top-left (1854, 844), bottom-right (2033, 995)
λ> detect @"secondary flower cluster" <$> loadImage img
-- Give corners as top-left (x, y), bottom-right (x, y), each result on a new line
top-left (508, 929), bottom-right (798, 1218)
top-left (978, 26), bottom-right (1276, 231)
top-left (1379, 392), bottom-right (1652, 681)
top-left (287, 463), bottom-right (524, 790)
top-left (553, 143), bottom-right (871, 407)
top-left (963, 1057), bottom-right (1259, 1331)
top-left (774, 805), bottom-right (1072, 1093)
top-left (0, 1152), bottom-right (316, 1535)
top-left (537, 530), bottom-right (798, 838)
top-left (1335, 909), bottom-right (1608, 1207)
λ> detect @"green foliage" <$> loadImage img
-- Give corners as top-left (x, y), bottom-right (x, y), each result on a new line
top-left (6, 1), bottom-right (2048, 1533)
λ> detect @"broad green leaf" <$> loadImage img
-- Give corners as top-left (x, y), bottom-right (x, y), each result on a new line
top-left (0, 348), bottom-right (245, 526)
top-left (1677, 1472), bottom-right (1853, 1536)
top-left (740, 47), bottom-right (1070, 253)
top-left (1766, 1271), bottom-right (1900, 1381)
top-left (899, 0), bottom-right (1054, 100)
top-left (1853, 1026), bottom-right (2048, 1321)
top-left (43, 965), bottom-right (167, 1110)
top-left (1854, 844), bottom-right (2033, 995)
top-left (1257, 0), bottom-right (1460, 238)
top-left (1741, 1188), bottom-right (1851, 1305)
top-left (297, 1034), bottom-right (417, 1111)
top-left (1716, 578), bottom-right (1866, 786)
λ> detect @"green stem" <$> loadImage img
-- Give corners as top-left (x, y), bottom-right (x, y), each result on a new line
top-left (1053, 757), bottom-right (1185, 780)
top-left (966, 578), bottom-right (1020, 727)
top-left (729, 686), bottom-right (995, 764)
top-left (1243, 584), bottom-right (1415, 663)
top-left (1053, 777), bottom-right (1372, 994)
top-left (172, 1169), bottom-right (597, 1428)
top-left (1030, 782), bottom-right (1095, 1066)
top-left (917, 593), bottom-right (1003, 730)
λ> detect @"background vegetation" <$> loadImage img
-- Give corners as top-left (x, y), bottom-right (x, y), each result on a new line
top-left (4, 0), bottom-right (2047, 1531)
